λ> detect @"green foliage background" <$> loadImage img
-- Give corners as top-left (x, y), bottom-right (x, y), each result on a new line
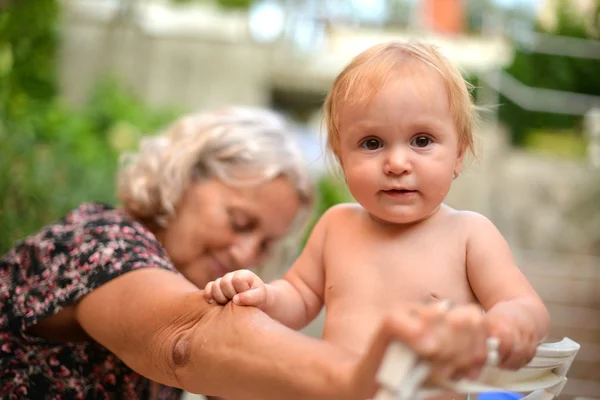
top-left (0, 0), bottom-right (179, 253)
top-left (500, 0), bottom-right (600, 146)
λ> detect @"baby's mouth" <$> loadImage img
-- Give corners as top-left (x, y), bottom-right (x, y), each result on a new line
top-left (384, 189), bottom-right (416, 194)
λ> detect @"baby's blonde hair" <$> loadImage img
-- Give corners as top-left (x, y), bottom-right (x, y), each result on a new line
top-left (324, 41), bottom-right (478, 162)
top-left (117, 107), bottom-right (314, 228)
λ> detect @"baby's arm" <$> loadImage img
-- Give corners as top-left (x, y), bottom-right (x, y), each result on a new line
top-left (205, 205), bottom-right (335, 330)
top-left (260, 206), bottom-right (336, 330)
top-left (464, 212), bottom-right (550, 369)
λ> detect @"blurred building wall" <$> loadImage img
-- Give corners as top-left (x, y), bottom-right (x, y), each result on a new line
top-left (58, 2), bottom-right (272, 111)
top-left (57, 1), bottom-right (512, 112)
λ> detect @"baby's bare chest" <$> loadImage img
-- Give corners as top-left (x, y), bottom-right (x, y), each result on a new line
top-left (322, 226), bottom-right (475, 306)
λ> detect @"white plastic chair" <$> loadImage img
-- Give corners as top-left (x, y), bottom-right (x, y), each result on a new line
top-left (374, 337), bottom-right (580, 400)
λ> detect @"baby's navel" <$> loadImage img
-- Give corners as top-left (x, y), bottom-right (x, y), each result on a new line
top-left (427, 292), bottom-right (440, 301)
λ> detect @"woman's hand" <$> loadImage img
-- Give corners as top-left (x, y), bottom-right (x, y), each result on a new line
top-left (485, 308), bottom-right (539, 370)
top-left (351, 302), bottom-right (489, 399)
top-left (204, 269), bottom-right (268, 308)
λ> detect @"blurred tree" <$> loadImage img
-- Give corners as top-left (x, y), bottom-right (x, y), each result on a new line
top-left (0, 78), bottom-right (180, 254)
top-left (216, 0), bottom-right (253, 8)
top-left (0, 0), bottom-right (58, 122)
top-left (171, 0), bottom-right (254, 9)
top-left (0, 0), bottom-right (180, 253)
top-left (500, 0), bottom-right (600, 145)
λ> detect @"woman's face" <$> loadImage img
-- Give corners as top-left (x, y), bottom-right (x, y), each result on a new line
top-left (154, 176), bottom-right (301, 288)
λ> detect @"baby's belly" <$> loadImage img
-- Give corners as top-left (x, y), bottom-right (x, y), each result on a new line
top-left (321, 304), bottom-right (387, 354)
top-left (321, 280), bottom-right (478, 353)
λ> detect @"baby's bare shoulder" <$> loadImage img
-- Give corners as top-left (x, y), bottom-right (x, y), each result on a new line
top-left (443, 205), bottom-right (490, 223)
top-left (443, 207), bottom-right (497, 234)
top-left (318, 203), bottom-right (368, 233)
top-left (322, 202), bottom-right (366, 220)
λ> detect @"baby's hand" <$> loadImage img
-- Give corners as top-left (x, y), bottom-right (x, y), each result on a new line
top-left (485, 311), bottom-right (538, 370)
top-left (204, 269), bottom-right (267, 308)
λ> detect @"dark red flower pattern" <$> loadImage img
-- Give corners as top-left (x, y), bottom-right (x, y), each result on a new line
top-left (1, 203), bottom-right (183, 399)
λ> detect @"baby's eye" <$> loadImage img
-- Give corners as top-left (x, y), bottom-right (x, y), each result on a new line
top-left (360, 137), bottom-right (383, 151)
top-left (410, 136), bottom-right (432, 148)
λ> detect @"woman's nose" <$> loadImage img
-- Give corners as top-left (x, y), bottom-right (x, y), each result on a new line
top-left (230, 235), bottom-right (263, 269)
top-left (384, 147), bottom-right (412, 175)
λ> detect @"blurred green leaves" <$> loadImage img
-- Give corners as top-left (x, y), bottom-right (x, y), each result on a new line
top-left (170, 0), bottom-right (254, 9)
top-left (0, 0), bottom-right (58, 121)
top-left (0, 0), bottom-right (180, 253)
top-left (0, 80), bottom-right (180, 253)
top-left (500, 0), bottom-right (600, 146)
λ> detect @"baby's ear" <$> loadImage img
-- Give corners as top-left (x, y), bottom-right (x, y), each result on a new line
top-left (454, 144), bottom-right (467, 176)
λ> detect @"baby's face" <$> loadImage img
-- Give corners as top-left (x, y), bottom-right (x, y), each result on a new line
top-left (336, 65), bottom-right (464, 225)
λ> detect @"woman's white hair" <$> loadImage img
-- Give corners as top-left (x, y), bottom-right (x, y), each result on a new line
top-left (117, 106), bottom-right (315, 228)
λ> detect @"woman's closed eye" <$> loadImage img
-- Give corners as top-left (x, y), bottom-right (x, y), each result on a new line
top-left (228, 210), bottom-right (256, 232)
top-left (410, 135), bottom-right (433, 148)
top-left (359, 137), bottom-right (383, 151)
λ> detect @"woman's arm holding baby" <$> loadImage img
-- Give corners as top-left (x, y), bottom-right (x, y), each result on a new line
top-left (464, 212), bottom-right (550, 370)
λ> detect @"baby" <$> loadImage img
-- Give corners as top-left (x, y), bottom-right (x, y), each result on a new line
top-left (204, 41), bottom-right (550, 383)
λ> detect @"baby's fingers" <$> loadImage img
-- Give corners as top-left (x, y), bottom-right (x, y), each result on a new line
top-left (233, 287), bottom-right (267, 308)
top-left (211, 278), bottom-right (232, 304)
top-left (219, 273), bottom-right (239, 300)
top-left (501, 334), bottom-right (537, 370)
top-left (231, 270), bottom-right (256, 293)
top-left (203, 282), bottom-right (215, 304)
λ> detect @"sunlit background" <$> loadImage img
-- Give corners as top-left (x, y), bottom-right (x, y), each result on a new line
top-left (1, 0), bottom-right (599, 398)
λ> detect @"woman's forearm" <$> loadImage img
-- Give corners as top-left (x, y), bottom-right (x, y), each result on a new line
top-left (175, 302), bottom-right (360, 400)
top-left (75, 268), bottom-right (370, 399)
top-left (172, 297), bottom-right (495, 400)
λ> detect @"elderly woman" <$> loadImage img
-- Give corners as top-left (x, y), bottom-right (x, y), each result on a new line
top-left (0, 107), bottom-right (489, 400)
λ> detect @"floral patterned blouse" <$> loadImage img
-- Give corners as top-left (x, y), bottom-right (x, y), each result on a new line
top-left (0, 203), bottom-right (183, 399)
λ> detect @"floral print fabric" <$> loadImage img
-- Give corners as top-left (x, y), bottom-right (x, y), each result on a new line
top-left (0, 203), bottom-right (182, 399)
